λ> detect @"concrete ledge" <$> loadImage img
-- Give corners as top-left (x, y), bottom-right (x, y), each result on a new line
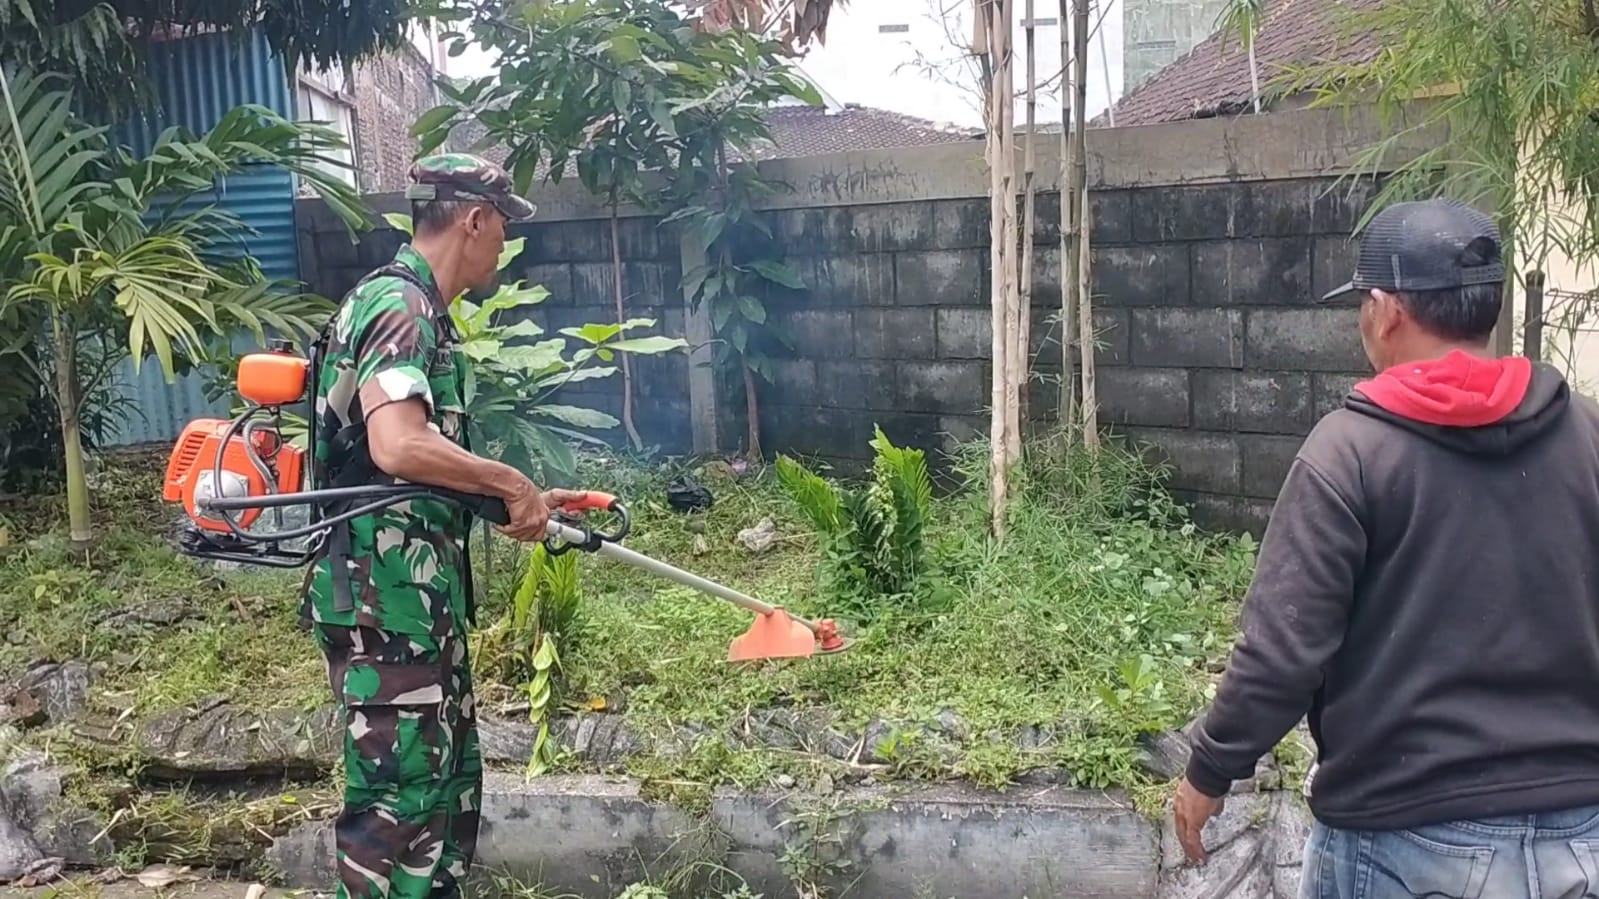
top-left (266, 775), bottom-right (1316, 899)
top-left (268, 774), bottom-right (1163, 898)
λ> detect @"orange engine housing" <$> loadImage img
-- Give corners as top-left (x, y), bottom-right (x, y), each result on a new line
top-left (163, 418), bottom-right (305, 533)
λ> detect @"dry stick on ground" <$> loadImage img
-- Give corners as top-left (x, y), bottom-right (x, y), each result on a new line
top-left (1018, 0), bottom-right (1038, 434)
top-left (1072, 0), bottom-right (1099, 448)
top-left (1057, 0), bottom-right (1078, 436)
top-left (610, 198), bottom-right (644, 452)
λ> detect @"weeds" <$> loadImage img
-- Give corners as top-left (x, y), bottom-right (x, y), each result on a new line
top-left (2, 428), bottom-right (1255, 802)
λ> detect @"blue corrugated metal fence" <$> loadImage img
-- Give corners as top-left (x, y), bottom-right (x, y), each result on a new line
top-left (100, 27), bottom-right (302, 447)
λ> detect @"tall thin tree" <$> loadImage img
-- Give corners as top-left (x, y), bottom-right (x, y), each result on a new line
top-left (1072, 0), bottom-right (1098, 447)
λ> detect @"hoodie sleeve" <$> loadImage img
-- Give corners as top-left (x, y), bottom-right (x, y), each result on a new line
top-left (1186, 455), bottom-right (1367, 797)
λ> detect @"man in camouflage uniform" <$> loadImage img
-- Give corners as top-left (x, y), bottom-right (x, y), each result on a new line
top-left (301, 153), bottom-right (571, 899)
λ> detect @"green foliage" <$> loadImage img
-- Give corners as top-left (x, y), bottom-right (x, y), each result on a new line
top-left (775, 426), bottom-right (935, 621)
top-left (505, 543), bottom-right (582, 778)
top-left (420, 0), bottom-right (819, 454)
top-left (1274, 0), bottom-right (1599, 274)
top-left (384, 212), bottom-right (686, 482)
top-left (0, 64), bottom-right (366, 537)
top-left (9, 431), bottom-right (1256, 814)
top-left (421, 0), bottom-right (818, 203)
top-left (0, 0), bottom-right (430, 120)
top-left (668, 164), bottom-right (805, 406)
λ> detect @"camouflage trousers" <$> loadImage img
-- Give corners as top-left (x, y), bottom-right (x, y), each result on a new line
top-left (316, 624), bottom-right (483, 899)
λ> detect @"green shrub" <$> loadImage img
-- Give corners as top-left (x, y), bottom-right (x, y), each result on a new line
top-left (775, 425), bottom-right (935, 621)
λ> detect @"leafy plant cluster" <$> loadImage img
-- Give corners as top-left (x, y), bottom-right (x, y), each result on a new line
top-left (380, 212), bottom-right (686, 484)
top-left (774, 426), bottom-right (938, 623)
top-left (416, 0), bottom-right (821, 459)
top-left (475, 542), bottom-right (584, 778)
top-left (0, 64), bottom-right (368, 541)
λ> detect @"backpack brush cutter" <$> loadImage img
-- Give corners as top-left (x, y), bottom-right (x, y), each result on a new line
top-left (160, 345), bottom-right (848, 663)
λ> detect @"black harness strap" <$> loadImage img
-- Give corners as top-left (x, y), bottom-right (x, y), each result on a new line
top-left (300, 262), bottom-right (470, 620)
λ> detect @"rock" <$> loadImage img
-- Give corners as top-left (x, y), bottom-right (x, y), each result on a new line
top-left (0, 786), bottom-right (42, 883)
top-left (16, 662), bottom-right (92, 727)
top-left (735, 518), bottom-right (779, 554)
top-left (1138, 729), bottom-right (1191, 780)
top-left (1156, 791), bottom-right (1310, 899)
top-left (98, 701), bottom-right (342, 778)
top-left (0, 689), bottom-right (44, 729)
top-left (1, 749), bottom-right (114, 867)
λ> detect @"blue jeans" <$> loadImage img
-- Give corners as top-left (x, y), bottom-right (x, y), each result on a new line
top-left (1301, 805), bottom-right (1599, 899)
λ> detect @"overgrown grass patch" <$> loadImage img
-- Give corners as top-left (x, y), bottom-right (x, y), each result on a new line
top-left (2, 431), bottom-right (1256, 797)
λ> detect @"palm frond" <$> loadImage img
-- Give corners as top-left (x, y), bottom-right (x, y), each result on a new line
top-left (0, 66), bottom-right (113, 265)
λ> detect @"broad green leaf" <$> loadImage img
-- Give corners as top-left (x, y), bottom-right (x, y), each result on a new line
top-left (410, 104), bottom-right (459, 137)
top-left (562, 322), bottom-right (623, 345)
top-left (535, 405), bottom-right (620, 429)
top-left (737, 294), bottom-right (766, 324)
top-left (498, 340), bottom-right (567, 372)
top-left (750, 259), bottom-right (805, 290)
top-left (496, 236), bottom-right (526, 271)
top-left (498, 319), bottom-right (546, 341)
top-left (607, 336), bottom-right (687, 354)
top-left (609, 34), bottom-right (642, 63)
top-left (465, 339), bottom-right (504, 361)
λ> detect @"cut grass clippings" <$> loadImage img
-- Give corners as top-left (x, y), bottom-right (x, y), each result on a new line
top-left (1, 430), bottom-right (1256, 800)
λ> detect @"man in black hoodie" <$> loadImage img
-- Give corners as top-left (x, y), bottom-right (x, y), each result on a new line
top-left (1171, 197), bottom-right (1599, 898)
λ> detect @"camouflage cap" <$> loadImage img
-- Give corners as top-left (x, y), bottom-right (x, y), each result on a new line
top-left (405, 152), bottom-right (537, 222)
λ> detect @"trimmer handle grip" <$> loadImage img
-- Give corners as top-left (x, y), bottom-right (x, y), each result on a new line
top-left (434, 490), bottom-right (510, 526)
top-left (557, 491), bottom-right (620, 514)
top-left (546, 492), bottom-right (630, 555)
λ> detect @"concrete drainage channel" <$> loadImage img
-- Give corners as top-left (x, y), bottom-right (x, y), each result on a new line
top-left (266, 774), bottom-right (1312, 899)
top-left (1, 670), bottom-right (1313, 898)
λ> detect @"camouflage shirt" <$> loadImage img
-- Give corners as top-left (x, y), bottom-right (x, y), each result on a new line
top-left (303, 244), bottom-right (475, 637)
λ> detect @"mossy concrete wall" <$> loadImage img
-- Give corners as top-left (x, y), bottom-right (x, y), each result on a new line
top-left (294, 103), bottom-right (1446, 534)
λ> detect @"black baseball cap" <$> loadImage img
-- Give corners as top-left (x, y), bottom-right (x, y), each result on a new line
top-left (1320, 198), bottom-right (1505, 302)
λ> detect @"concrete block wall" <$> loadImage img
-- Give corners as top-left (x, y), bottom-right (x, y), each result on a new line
top-left (293, 104), bottom-right (1445, 533)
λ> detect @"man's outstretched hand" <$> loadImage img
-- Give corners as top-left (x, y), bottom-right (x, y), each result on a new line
top-left (1173, 777), bottom-right (1225, 864)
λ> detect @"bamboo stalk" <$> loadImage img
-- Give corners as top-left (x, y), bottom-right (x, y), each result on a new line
top-left (984, 0), bottom-right (1011, 536)
top-left (1018, 0), bottom-right (1037, 441)
top-left (1072, 0), bottom-right (1098, 448)
top-left (1000, 0), bottom-right (1021, 468)
top-left (1058, 0), bottom-right (1078, 435)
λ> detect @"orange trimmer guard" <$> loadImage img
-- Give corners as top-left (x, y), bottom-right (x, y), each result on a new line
top-left (727, 608), bottom-right (818, 663)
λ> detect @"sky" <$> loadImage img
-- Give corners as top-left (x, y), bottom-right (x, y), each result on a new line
top-left (430, 0), bottom-right (1125, 130)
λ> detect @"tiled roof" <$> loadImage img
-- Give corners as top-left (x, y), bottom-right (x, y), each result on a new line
top-left (730, 104), bottom-right (981, 161)
top-left (447, 102), bottom-right (980, 172)
top-left (1102, 0), bottom-right (1386, 127)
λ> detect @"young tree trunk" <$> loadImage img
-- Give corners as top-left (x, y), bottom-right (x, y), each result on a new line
top-left (982, 0), bottom-right (1018, 536)
top-left (1072, 0), bottom-right (1099, 448)
top-left (1018, 0), bottom-right (1038, 436)
top-left (1058, 0), bottom-right (1079, 435)
top-left (609, 200), bottom-right (643, 452)
top-left (1000, 0), bottom-right (1022, 469)
top-left (741, 361), bottom-right (762, 460)
top-left (51, 312), bottom-right (91, 546)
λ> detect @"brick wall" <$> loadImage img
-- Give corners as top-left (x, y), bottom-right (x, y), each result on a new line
top-left (293, 105), bottom-right (1443, 534)
top-left (295, 203), bottom-right (696, 453)
top-left (350, 45), bottom-right (438, 193)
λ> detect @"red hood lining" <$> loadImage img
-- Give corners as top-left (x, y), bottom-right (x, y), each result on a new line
top-left (1354, 351), bottom-right (1532, 428)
